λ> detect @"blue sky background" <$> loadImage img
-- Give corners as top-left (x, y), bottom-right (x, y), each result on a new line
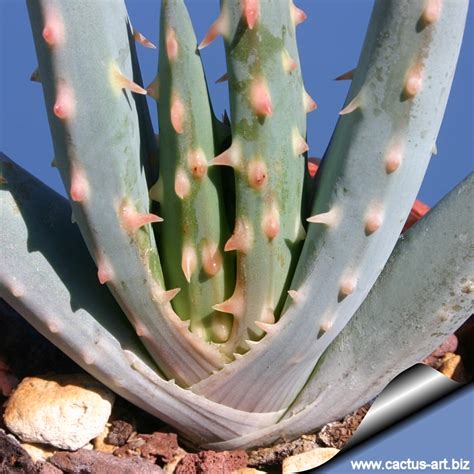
top-left (0, 1), bottom-right (473, 471)
top-left (1, 0), bottom-right (472, 207)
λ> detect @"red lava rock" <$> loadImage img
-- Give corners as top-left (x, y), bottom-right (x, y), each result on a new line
top-left (175, 453), bottom-right (199, 474)
top-left (140, 433), bottom-right (179, 463)
top-left (0, 428), bottom-right (36, 473)
top-left (105, 420), bottom-right (134, 447)
top-left (175, 450), bottom-right (248, 474)
top-left (49, 449), bottom-right (162, 473)
top-left (35, 460), bottom-right (63, 474)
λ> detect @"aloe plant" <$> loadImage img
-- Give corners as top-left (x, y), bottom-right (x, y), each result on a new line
top-left (0, 0), bottom-right (472, 450)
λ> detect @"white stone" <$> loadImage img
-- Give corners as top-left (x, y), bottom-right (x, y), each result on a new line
top-left (282, 447), bottom-right (339, 473)
top-left (4, 374), bottom-right (114, 450)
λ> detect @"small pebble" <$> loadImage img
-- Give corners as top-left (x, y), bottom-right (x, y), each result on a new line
top-left (105, 419), bottom-right (135, 446)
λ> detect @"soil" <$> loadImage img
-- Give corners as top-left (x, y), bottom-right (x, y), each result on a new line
top-left (1, 298), bottom-right (472, 473)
